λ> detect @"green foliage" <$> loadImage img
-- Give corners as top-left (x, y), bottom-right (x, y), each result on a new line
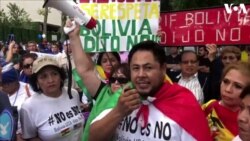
top-left (37, 8), bottom-right (51, 16)
top-left (0, 9), bottom-right (8, 24)
top-left (0, 3), bottom-right (33, 29)
top-left (7, 3), bottom-right (31, 27)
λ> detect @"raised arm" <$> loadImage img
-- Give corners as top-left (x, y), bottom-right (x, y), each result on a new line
top-left (67, 21), bottom-right (101, 97)
top-left (206, 44), bottom-right (217, 62)
top-left (5, 41), bottom-right (15, 63)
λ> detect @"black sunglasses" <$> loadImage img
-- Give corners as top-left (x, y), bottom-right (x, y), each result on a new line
top-left (23, 64), bottom-right (32, 69)
top-left (109, 77), bottom-right (129, 84)
top-left (222, 56), bottom-right (236, 60)
top-left (181, 60), bottom-right (197, 64)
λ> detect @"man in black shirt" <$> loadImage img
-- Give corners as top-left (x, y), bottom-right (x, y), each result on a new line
top-left (165, 47), bottom-right (181, 82)
top-left (198, 46), bottom-right (211, 74)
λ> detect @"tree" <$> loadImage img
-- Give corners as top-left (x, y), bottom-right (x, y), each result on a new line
top-left (0, 9), bottom-right (9, 24)
top-left (7, 3), bottom-right (31, 27)
top-left (38, 7), bottom-right (51, 41)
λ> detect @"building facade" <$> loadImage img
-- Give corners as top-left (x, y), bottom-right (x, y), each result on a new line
top-left (0, 0), bottom-right (62, 26)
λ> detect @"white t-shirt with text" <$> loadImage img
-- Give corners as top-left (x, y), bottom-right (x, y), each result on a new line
top-left (20, 87), bottom-right (84, 141)
top-left (92, 105), bottom-right (196, 141)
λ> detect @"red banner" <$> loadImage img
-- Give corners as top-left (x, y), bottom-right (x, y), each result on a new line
top-left (159, 5), bottom-right (250, 46)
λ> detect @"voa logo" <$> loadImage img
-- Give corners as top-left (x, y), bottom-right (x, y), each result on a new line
top-left (224, 3), bottom-right (247, 14)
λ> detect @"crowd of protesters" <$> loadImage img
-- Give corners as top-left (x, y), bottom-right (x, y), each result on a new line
top-left (0, 25), bottom-right (250, 140)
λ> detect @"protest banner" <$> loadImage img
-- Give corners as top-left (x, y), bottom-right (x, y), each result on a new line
top-left (160, 5), bottom-right (250, 46)
top-left (79, 0), bottom-right (160, 52)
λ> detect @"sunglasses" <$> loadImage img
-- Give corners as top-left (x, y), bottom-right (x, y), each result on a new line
top-left (181, 60), bottom-right (197, 64)
top-left (109, 77), bottom-right (129, 84)
top-left (222, 56), bottom-right (236, 60)
top-left (23, 64), bottom-right (32, 69)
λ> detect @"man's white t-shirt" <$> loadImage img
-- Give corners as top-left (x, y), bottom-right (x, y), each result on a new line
top-left (20, 87), bottom-right (84, 141)
top-left (92, 105), bottom-right (196, 141)
top-left (8, 82), bottom-right (34, 111)
top-left (8, 82), bottom-right (35, 133)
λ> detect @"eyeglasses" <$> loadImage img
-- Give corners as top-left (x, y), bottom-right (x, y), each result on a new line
top-left (23, 64), bottom-right (32, 69)
top-left (109, 77), bottom-right (129, 84)
top-left (181, 60), bottom-right (197, 64)
top-left (222, 56), bottom-right (236, 60)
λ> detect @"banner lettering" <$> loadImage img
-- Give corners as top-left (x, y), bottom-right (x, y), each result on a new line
top-left (79, 0), bottom-right (160, 52)
top-left (160, 5), bottom-right (250, 46)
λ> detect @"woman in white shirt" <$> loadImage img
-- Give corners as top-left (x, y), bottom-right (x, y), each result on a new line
top-left (20, 57), bottom-right (84, 141)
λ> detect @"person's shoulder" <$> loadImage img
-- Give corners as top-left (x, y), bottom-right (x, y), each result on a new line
top-left (62, 87), bottom-right (80, 99)
top-left (168, 83), bottom-right (201, 102)
top-left (62, 87), bottom-right (78, 94)
top-left (203, 99), bottom-right (217, 108)
top-left (0, 91), bottom-right (7, 98)
top-left (170, 83), bottom-right (193, 95)
top-left (22, 92), bottom-right (40, 107)
top-left (0, 91), bottom-right (10, 105)
top-left (232, 135), bottom-right (242, 141)
top-left (202, 99), bottom-right (218, 114)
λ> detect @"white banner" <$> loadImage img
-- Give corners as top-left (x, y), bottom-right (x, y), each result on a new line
top-left (79, 0), bottom-right (160, 52)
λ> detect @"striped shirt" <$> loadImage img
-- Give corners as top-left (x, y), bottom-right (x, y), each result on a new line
top-left (178, 73), bottom-right (204, 104)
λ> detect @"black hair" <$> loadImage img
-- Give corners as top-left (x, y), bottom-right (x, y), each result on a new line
top-left (240, 85), bottom-right (250, 99)
top-left (97, 52), bottom-right (121, 66)
top-left (109, 63), bottom-right (130, 84)
top-left (128, 40), bottom-right (165, 66)
top-left (180, 50), bottom-right (198, 62)
top-left (29, 66), bottom-right (66, 93)
top-left (19, 53), bottom-right (38, 69)
top-left (198, 46), bottom-right (208, 54)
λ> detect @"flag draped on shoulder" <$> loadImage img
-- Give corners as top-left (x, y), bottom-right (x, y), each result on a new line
top-left (137, 82), bottom-right (212, 141)
top-left (203, 100), bottom-right (238, 141)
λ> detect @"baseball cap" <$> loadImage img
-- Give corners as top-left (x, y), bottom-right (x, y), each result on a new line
top-left (32, 57), bottom-right (59, 73)
top-left (2, 63), bottom-right (19, 83)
